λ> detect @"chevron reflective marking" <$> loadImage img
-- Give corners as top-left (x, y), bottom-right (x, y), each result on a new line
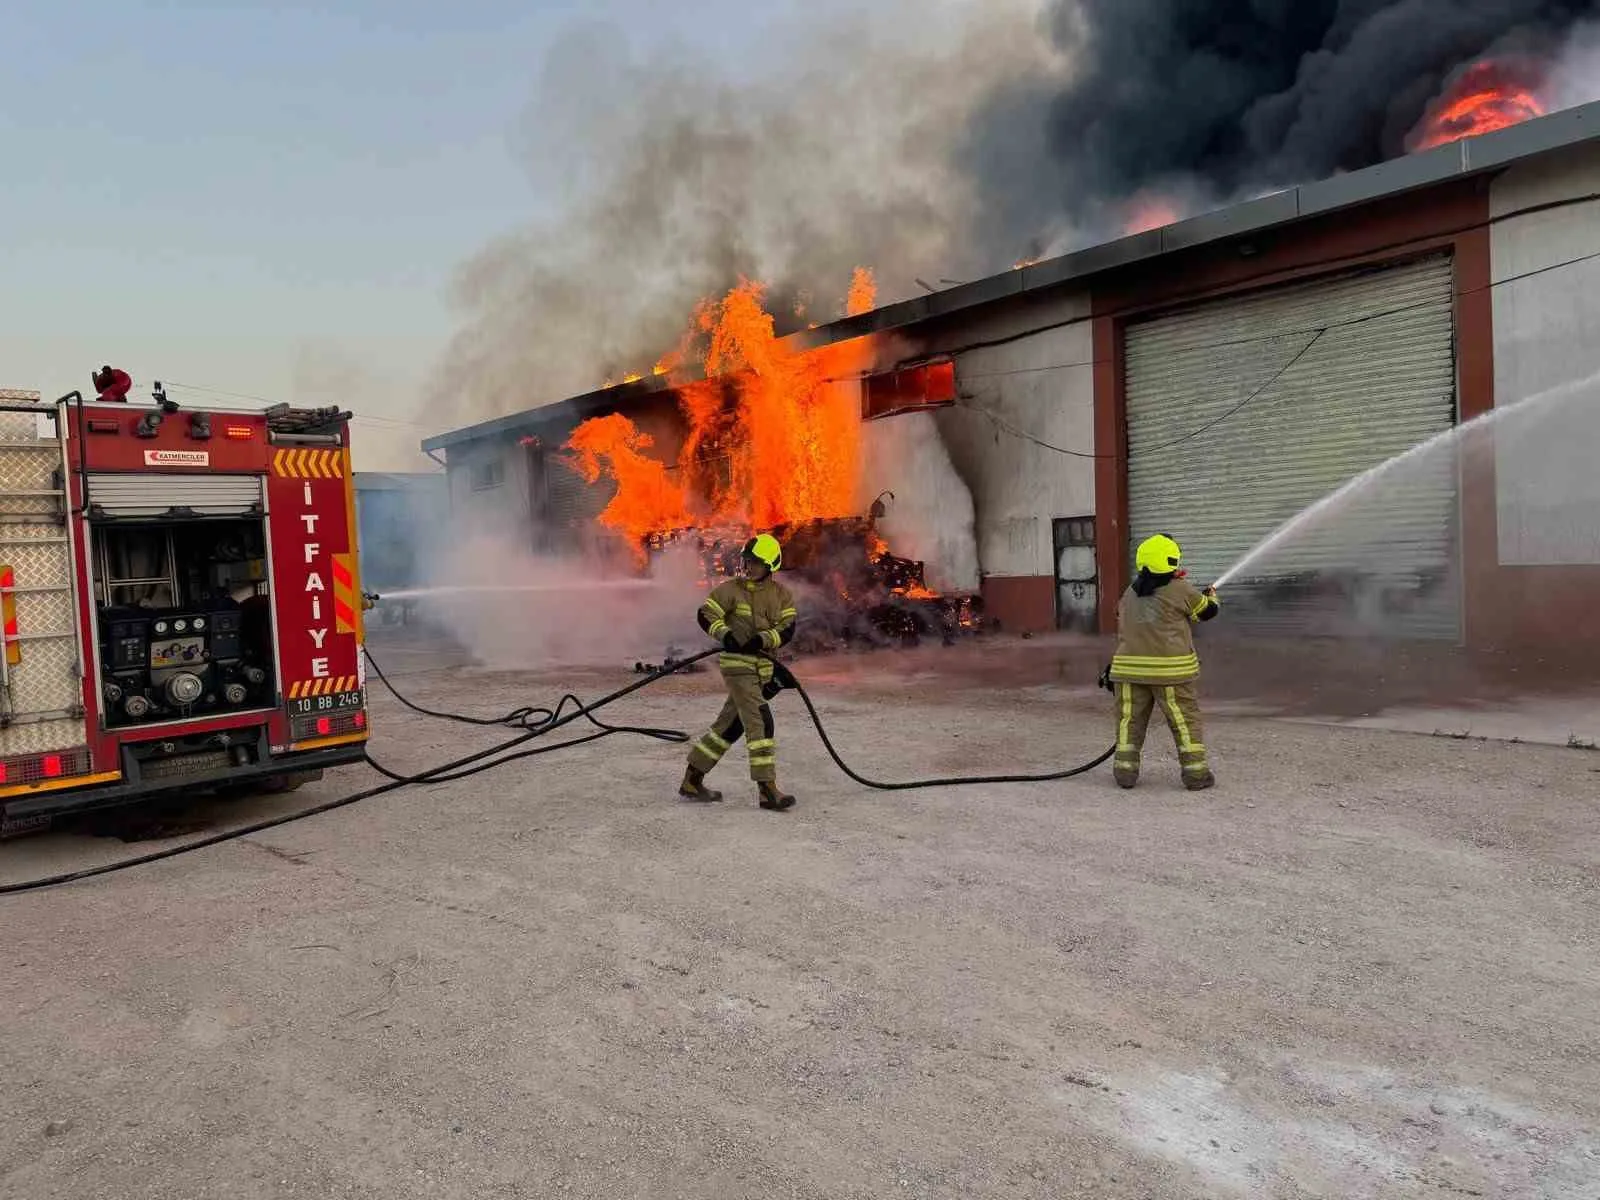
top-left (272, 448), bottom-right (344, 479)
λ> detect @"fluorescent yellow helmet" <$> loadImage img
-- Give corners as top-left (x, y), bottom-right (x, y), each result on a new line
top-left (743, 532), bottom-right (783, 572)
top-left (1135, 533), bottom-right (1182, 575)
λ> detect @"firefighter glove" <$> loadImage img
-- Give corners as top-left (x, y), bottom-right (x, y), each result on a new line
top-left (771, 661), bottom-right (797, 691)
top-left (1097, 664), bottom-right (1114, 693)
top-left (722, 632), bottom-right (742, 652)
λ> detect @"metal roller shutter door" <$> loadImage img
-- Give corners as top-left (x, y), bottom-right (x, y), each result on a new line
top-left (544, 456), bottom-right (611, 527)
top-left (87, 474), bottom-right (264, 518)
top-left (1124, 255), bottom-right (1460, 640)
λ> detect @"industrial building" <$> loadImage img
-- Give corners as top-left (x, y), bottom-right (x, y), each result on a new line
top-left (421, 101), bottom-right (1600, 653)
top-left (352, 471), bottom-right (448, 594)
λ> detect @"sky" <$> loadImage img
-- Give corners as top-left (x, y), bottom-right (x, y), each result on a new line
top-left (0, 0), bottom-right (817, 472)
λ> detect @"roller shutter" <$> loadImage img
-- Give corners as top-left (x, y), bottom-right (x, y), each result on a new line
top-left (1124, 255), bottom-right (1460, 640)
top-left (543, 456), bottom-right (611, 527)
top-left (87, 474), bottom-right (264, 518)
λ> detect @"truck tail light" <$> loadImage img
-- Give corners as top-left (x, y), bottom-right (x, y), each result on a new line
top-left (315, 717), bottom-right (331, 736)
top-left (225, 425), bottom-right (254, 440)
top-left (0, 748), bottom-right (92, 788)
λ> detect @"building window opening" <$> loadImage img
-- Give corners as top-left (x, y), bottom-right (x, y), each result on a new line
top-left (470, 459), bottom-right (505, 492)
top-left (1053, 516), bottom-right (1098, 633)
top-left (863, 359), bottom-right (957, 422)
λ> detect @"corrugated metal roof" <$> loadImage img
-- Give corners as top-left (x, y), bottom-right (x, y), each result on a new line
top-left (423, 98), bottom-right (1600, 454)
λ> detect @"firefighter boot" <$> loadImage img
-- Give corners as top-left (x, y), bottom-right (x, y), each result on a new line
top-left (758, 780), bottom-right (796, 812)
top-left (679, 766), bottom-right (723, 803)
top-left (1183, 769), bottom-right (1216, 792)
top-left (1113, 765), bottom-right (1139, 790)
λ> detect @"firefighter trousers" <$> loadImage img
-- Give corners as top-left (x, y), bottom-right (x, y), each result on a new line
top-left (1113, 681), bottom-right (1211, 786)
top-left (687, 670), bottom-right (778, 784)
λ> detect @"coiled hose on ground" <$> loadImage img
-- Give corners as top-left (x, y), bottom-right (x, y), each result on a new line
top-left (0, 647), bottom-right (1113, 895)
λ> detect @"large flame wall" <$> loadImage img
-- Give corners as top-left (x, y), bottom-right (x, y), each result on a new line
top-left (565, 271), bottom-right (879, 543)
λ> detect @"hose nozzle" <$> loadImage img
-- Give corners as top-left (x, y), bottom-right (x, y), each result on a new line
top-left (362, 591), bottom-right (381, 610)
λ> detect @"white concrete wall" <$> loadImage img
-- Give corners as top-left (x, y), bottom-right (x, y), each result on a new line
top-left (856, 411), bottom-right (980, 591)
top-left (1489, 142), bottom-right (1600, 566)
top-left (445, 437), bottom-right (530, 543)
top-left (925, 290), bottom-right (1098, 581)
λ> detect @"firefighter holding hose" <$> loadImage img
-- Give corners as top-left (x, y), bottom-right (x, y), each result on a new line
top-left (679, 533), bottom-right (800, 812)
top-left (1106, 534), bottom-right (1220, 791)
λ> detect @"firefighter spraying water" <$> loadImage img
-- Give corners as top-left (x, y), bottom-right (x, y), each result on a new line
top-left (1106, 534), bottom-right (1220, 792)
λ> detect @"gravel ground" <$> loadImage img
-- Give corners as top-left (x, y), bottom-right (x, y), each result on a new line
top-left (2, 635), bottom-right (1598, 1200)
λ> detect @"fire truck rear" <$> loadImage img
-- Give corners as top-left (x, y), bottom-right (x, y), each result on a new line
top-left (0, 386), bottom-right (371, 837)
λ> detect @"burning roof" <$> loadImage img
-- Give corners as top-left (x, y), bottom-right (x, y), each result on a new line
top-left (1408, 57), bottom-right (1551, 151)
top-left (423, 93), bottom-right (1600, 458)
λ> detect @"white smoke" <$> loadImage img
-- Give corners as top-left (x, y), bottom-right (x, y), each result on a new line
top-left (856, 411), bottom-right (980, 592)
top-left (1545, 21), bottom-right (1600, 110)
top-left (430, 0), bottom-right (1054, 425)
top-left (398, 522), bottom-right (707, 669)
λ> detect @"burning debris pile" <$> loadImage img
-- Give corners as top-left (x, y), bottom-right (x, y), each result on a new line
top-left (645, 519), bottom-right (985, 650)
top-left (564, 268), bottom-right (985, 650)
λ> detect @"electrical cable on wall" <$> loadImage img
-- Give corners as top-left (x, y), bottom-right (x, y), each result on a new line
top-left (944, 237), bottom-right (1600, 460)
top-left (956, 329), bottom-right (1327, 461)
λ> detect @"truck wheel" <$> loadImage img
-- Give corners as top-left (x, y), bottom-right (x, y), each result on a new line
top-left (256, 769), bottom-right (324, 795)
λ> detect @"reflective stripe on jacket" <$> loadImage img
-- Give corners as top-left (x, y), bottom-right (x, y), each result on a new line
top-left (1108, 575), bottom-right (1218, 685)
top-left (698, 577), bottom-right (797, 675)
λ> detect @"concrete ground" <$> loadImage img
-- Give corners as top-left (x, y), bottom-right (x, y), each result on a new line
top-left (2, 632), bottom-right (1598, 1200)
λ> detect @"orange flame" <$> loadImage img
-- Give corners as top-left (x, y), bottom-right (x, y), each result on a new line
top-left (703, 280), bottom-right (863, 528)
top-left (563, 413), bottom-right (692, 548)
top-left (1408, 59), bottom-right (1547, 151)
top-left (1123, 192), bottom-right (1181, 235)
top-left (565, 272), bottom-right (873, 543)
top-left (846, 266), bottom-right (877, 317)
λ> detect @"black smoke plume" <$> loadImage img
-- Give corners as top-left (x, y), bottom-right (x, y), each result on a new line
top-left (429, 0), bottom-right (1600, 427)
top-left (975, 0), bottom-right (1600, 253)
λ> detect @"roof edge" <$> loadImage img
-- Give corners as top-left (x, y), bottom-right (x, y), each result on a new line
top-left (425, 99), bottom-right (1600, 455)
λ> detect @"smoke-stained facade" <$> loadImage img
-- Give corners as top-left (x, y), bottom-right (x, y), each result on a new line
top-left (427, 102), bottom-right (1600, 657)
top-left (428, 0), bottom-right (1600, 434)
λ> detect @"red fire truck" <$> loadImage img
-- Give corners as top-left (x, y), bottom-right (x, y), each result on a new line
top-left (0, 384), bottom-right (371, 837)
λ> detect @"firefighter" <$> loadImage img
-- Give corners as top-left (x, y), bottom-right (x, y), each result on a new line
top-left (1107, 533), bottom-right (1220, 791)
top-left (92, 365), bottom-right (133, 403)
top-left (679, 533), bottom-right (799, 812)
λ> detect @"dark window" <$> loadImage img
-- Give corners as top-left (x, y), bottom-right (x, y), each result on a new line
top-left (1058, 517), bottom-right (1095, 548)
top-left (470, 458), bottom-right (505, 492)
top-left (863, 359), bottom-right (957, 421)
top-left (1053, 516), bottom-right (1098, 633)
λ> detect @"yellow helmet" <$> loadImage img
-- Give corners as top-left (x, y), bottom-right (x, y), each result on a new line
top-left (1135, 533), bottom-right (1182, 575)
top-left (742, 532), bottom-right (783, 572)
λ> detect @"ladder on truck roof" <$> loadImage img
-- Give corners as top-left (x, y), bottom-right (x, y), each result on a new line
top-left (0, 393), bottom-right (87, 758)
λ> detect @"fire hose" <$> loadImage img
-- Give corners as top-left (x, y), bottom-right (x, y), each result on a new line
top-left (0, 648), bottom-right (1114, 895)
